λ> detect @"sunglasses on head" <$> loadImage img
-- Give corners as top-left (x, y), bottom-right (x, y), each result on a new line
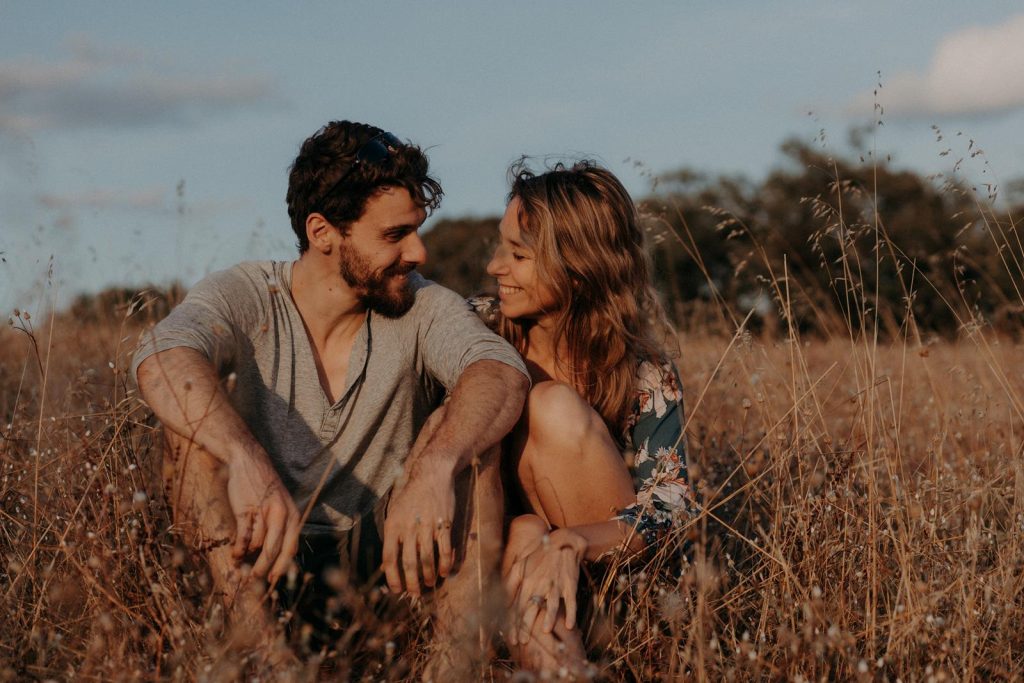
top-left (317, 131), bottom-right (404, 207)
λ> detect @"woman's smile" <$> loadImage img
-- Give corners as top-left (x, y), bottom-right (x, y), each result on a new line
top-left (498, 284), bottom-right (524, 297)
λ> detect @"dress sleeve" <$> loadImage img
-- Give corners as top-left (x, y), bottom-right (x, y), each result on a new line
top-left (614, 359), bottom-right (697, 553)
top-left (466, 295), bottom-right (503, 331)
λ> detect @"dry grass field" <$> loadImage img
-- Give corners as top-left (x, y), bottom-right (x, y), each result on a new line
top-left (3, 145), bottom-right (1024, 680)
top-left (2, 293), bottom-right (1023, 680)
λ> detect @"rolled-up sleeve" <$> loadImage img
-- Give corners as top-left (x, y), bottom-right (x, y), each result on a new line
top-left (414, 283), bottom-right (528, 392)
top-left (131, 266), bottom-right (264, 385)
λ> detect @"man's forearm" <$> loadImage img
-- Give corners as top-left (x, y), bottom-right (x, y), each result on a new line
top-left (382, 359), bottom-right (525, 593)
top-left (407, 359), bottom-right (529, 479)
top-left (136, 347), bottom-right (262, 466)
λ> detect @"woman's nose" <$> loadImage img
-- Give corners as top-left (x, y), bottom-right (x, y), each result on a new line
top-left (486, 250), bottom-right (504, 276)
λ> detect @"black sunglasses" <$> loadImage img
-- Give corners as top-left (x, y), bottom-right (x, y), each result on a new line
top-left (317, 131), bottom-right (404, 207)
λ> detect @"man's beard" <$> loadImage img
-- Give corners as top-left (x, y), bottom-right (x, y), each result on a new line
top-left (339, 247), bottom-right (416, 318)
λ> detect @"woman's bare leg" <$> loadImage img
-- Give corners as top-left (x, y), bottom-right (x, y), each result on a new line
top-left (504, 380), bottom-right (636, 674)
top-left (516, 382), bottom-right (635, 528)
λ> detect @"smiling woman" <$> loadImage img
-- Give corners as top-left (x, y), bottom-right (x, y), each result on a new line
top-left (486, 197), bottom-right (559, 319)
top-left (473, 160), bottom-right (697, 675)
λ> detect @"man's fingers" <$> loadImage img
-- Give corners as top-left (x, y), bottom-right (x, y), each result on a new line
top-left (436, 520), bottom-right (453, 579)
top-left (419, 549), bottom-right (436, 588)
top-left (402, 535), bottom-right (421, 596)
top-left (268, 511), bottom-right (301, 583)
top-left (417, 519), bottom-right (436, 588)
top-left (247, 512), bottom-right (267, 555)
top-left (382, 526), bottom-right (402, 593)
top-left (251, 507), bottom-right (284, 578)
top-left (233, 512), bottom-right (253, 560)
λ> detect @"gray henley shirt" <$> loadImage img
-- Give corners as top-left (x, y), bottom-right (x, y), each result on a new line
top-left (131, 261), bottom-right (527, 534)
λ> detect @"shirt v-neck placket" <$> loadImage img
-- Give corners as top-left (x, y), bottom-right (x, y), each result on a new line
top-left (318, 313), bottom-right (371, 441)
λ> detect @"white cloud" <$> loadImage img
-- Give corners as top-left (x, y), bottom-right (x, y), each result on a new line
top-left (0, 35), bottom-right (278, 135)
top-left (848, 14), bottom-right (1024, 119)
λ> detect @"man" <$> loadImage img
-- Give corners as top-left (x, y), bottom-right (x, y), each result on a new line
top-left (132, 121), bottom-right (529, 672)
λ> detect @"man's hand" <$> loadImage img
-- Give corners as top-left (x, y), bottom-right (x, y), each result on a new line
top-left (137, 348), bottom-right (302, 584)
top-left (378, 359), bottom-right (527, 596)
top-left (381, 467), bottom-right (456, 597)
top-left (226, 451), bottom-right (302, 584)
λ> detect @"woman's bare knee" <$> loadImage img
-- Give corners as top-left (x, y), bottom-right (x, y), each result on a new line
top-left (524, 382), bottom-right (601, 450)
top-left (516, 382), bottom-right (634, 528)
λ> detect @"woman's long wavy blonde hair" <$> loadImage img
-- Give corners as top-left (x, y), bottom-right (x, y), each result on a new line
top-left (498, 160), bottom-right (675, 435)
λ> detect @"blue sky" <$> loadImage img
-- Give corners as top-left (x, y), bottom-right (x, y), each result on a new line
top-left (3, 1), bottom-right (1024, 314)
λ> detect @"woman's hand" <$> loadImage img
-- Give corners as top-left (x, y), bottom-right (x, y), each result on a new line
top-left (503, 515), bottom-right (588, 645)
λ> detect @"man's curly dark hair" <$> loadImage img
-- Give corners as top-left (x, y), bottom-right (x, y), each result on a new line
top-left (286, 121), bottom-right (443, 252)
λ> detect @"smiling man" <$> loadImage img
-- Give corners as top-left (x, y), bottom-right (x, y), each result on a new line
top-left (132, 121), bottom-right (529, 673)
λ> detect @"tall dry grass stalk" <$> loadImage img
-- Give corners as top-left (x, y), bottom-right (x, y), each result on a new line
top-left (3, 147), bottom-right (1024, 680)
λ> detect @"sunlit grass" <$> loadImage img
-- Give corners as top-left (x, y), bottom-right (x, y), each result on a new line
top-left (2, 304), bottom-right (1023, 680)
top-left (3, 132), bottom-right (1024, 679)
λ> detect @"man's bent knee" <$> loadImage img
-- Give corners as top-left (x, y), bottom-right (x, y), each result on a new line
top-left (163, 428), bottom-right (235, 549)
top-left (449, 442), bottom-right (503, 570)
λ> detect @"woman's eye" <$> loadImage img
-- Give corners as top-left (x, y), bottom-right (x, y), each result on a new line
top-left (512, 252), bottom-right (526, 261)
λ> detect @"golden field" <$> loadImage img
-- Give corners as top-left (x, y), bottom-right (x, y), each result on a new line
top-left (1, 299), bottom-right (1022, 680)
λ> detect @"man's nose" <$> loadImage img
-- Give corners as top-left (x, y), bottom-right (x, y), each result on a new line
top-left (403, 232), bottom-right (427, 265)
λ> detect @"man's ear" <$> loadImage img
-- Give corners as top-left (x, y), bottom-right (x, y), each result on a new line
top-left (306, 212), bottom-right (338, 254)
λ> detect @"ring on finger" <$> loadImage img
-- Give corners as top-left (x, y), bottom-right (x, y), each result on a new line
top-left (529, 594), bottom-right (544, 606)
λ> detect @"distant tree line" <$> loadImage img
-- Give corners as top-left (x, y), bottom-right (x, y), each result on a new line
top-left (422, 139), bottom-right (1024, 338)
top-left (66, 284), bottom-right (186, 326)
top-left (66, 138), bottom-right (1023, 338)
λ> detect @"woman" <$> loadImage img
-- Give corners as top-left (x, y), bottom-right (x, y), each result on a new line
top-left (472, 161), bottom-right (696, 671)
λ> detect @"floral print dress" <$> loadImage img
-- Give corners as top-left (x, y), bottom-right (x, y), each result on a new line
top-left (468, 296), bottom-right (697, 556)
top-left (617, 358), bottom-right (697, 553)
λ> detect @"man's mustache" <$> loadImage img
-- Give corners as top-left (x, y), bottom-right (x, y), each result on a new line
top-left (382, 262), bottom-right (417, 278)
